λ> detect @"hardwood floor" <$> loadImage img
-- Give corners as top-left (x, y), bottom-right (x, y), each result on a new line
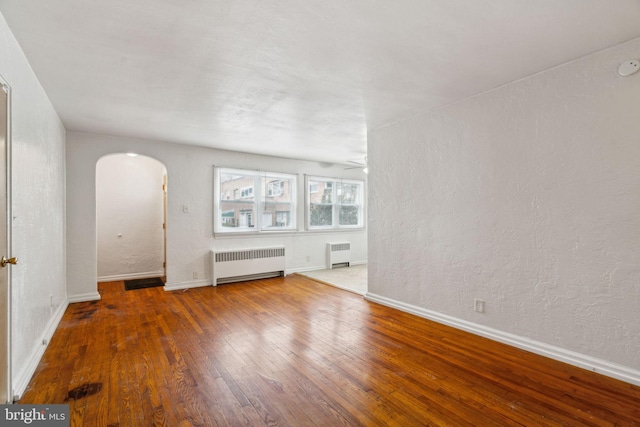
top-left (20, 275), bottom-right (640, 426)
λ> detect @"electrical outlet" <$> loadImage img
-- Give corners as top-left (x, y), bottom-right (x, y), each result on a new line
top-left (193, 271), bottom-right (198, 279)
top-left (474, 299), bottom-right (485, 313)
top-left (183, 205), bottom-right (190, 213)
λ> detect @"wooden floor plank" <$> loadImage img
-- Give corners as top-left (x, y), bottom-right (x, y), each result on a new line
top-left (18, 276), bottom-right (640, 426)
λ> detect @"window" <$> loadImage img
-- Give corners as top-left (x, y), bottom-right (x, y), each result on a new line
top-left (307, 177), bottom-right (364, 229)
top-left (241, 186), bottom-right (253, 198)
top-left (215, 168), bottom-right (297, 233)
top-left (222, 210), bottom-right (235, 225)
top-left (267, 180), bottom-right (284, 197)
top-left (275, 211), bottom-right (289, 227)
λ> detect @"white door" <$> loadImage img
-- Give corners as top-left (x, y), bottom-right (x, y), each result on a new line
top-left (0, 78), bottom-right (14, 404)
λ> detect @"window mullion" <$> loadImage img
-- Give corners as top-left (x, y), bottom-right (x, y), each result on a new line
top-left (255, 175), bottom-right (262, 231)
top-left (333, 182), bottom-right (338, 229)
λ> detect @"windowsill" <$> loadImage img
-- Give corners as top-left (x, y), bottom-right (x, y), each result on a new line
top-left (213, 228), bottom-right (366, 239)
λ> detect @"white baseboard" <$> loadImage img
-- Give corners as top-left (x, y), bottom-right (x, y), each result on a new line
top-left (365, 292), bottom-right (640, 387)
top-left (12, 300), bottom-right (69, 401)
top-left (67, 291), bottom-right (101, 303)
top-left (97, 270), bottom-right (164, 283)
top-left (287, 265), bottom-right (327, 274)
top-left (288, 261), bottom-right (367, 275)
top-left (164, 278), bottom-right (212, 292)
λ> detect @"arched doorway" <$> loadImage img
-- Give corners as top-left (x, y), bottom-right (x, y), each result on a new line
top-left (96, 153), bottom-right (167, 283)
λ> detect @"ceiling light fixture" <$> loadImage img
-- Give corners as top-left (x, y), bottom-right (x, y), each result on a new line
top-left (126, 152), bottom-right (138, 157)
top-left (618, 60), bottom-right (639, 77)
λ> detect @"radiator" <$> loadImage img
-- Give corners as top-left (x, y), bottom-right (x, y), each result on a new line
top-left (326, 242), bottom-right (351, 269)
top-left (211, 246), bottom-right (286, 285)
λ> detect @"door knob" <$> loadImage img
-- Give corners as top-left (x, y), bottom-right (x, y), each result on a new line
top-left (0, 256), bottom-right (17, 267)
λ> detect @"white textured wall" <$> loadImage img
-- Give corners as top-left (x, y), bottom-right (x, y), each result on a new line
top-left (0, 14), bottom-right (67, 396)
top-left (67, 132), bottom-right (367, 298)
top-left (368, 38), bottom-right (640, 381)
top-left (96, 154), bottom-right (165, 280)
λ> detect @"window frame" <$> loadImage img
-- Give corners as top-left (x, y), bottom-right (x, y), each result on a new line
top-left (214, 167), bottom-right (297, 234)
top-left (305, 176), bottom-right (364, 230)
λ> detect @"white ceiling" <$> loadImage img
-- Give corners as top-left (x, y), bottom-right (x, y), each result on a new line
top-left (1, 1), bottom-right (640, 165)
